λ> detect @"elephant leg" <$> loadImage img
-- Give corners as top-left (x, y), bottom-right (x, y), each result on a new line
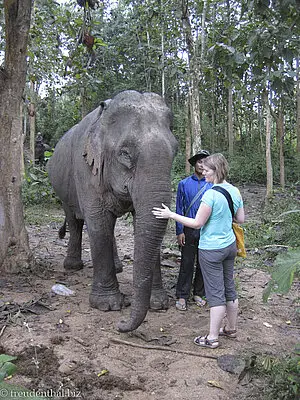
top-left (113, 236), bottom-right (123, 274)
top-left (88, 213), bottom-right (128, 311)
top-left (150, 252), bottom-right (169, 310)
top-left (63, 208), bottom-right (84, 271)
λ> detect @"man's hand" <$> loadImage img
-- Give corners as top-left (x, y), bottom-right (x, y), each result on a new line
top-left (177, 233), bottom-right (185, 247)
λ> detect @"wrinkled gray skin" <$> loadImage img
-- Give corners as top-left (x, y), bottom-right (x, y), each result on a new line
top-left (47, 90), bottom-right (178, 332)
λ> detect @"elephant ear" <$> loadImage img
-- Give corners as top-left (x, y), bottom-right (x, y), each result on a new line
top-left (83, 99), bottom-right (111, 176)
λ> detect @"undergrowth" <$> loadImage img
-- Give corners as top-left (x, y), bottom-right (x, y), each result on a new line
top-left (22, 163), bottom-right (58, 206)
top-left (251, 345), bottom-right (300, 400)
top-left (244, 186), bottom-right (300, 249)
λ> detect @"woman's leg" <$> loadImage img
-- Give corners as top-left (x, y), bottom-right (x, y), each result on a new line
top-left (198, 243), bottom-right (237, 342)
top-left (208, 305), bottom-right (226, 340)
top-left (198, 248), bottom-right (227, 340)
top-left (225, 299), bottom-right (239, 331)
top-left (223, 242), bottom-right (239, 332)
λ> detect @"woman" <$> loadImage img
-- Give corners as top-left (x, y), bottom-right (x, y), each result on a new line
top-left (152, 153), bottom-right (245, 349)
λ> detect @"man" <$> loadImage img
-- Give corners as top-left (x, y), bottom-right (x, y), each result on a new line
top-left (175, 150), bottom-right (212, 311)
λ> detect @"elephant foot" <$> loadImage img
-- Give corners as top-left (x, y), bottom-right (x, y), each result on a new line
top-left (89, 291), bottom-right (130, 311)
top-left (150, 288), bottom-right (169, 310)
top-left (63, 257), bottom-right (84, 271)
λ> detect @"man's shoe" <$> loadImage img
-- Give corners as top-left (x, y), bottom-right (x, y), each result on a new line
top-left (175, 298), bottom-right (187, 311)
top-left (194, 295), bottom-right (207, 307)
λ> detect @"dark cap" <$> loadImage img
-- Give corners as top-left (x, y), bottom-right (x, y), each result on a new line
top-left (188, 150), bottom-right (210, 166)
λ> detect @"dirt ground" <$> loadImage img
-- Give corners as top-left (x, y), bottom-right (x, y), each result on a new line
top-left (0, 185), bottom-right (299, 400)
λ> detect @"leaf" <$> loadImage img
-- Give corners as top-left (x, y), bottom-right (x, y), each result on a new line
top-left (216, 42), bottom-right (236, 54)
top-left (0, 355), bottom-right (17, 366)
top-left (97, 369), bottom-right (109, 377)
top-left (263, 247), bottom-right (300, 301)
top-left (207, 380), bottom-right (224, 389)
top-left (0, 361), bottom-right (17, 380)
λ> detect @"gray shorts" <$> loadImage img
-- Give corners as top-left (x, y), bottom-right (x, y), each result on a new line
top-left (198, 242), bottom-right (237, 307)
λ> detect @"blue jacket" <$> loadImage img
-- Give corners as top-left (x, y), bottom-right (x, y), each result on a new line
top-left (175, 175), bottom-right (212, 235)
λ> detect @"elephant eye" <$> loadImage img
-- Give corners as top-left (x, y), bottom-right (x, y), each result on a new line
top-left (119, 149), bottom-right (130, 159)
top-left (118, 149), bottom-right (133, 169)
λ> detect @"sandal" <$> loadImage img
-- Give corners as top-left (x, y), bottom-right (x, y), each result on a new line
top-left (219, 326), bottom-right (237, 338)
top-left (194, 335), bottom-right (219, 349)
top-left (175, 299), bottom-right (187, 311)
top-left (194, 295), bottom-right (207, 307)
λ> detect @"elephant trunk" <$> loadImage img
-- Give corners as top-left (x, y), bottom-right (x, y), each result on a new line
top-left (117, 182), bottom-right (171, 332)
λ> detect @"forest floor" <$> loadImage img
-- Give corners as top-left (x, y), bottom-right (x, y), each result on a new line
top-left (0, 184), bottom-right (299, 400)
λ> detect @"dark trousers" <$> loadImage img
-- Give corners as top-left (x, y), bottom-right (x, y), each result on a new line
top-left (176, 227), bottom-right (205, 300)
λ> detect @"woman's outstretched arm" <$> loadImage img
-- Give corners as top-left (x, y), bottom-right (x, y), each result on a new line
top-left (152, 202), bottom-right (212, 229)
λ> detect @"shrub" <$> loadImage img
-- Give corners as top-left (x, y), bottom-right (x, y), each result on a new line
top-left (22, 163), bottom-right (57, 206)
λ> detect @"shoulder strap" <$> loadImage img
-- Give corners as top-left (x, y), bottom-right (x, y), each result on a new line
top-left (211, 186), bottom-right (234, 219)
top-left (185, 183), bottom-right (208, 216)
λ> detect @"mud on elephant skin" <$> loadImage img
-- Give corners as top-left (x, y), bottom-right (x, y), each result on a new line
top-left (47, 90), bottom-right (178, 332)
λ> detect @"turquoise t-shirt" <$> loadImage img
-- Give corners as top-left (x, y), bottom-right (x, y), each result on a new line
top-left (199, 182), bottom-right (244, 250)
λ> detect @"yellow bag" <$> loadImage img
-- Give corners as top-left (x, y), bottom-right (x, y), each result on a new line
top-left (232, 222), bottom-right (246, 258)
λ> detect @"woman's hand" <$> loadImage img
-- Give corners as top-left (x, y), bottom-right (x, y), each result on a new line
top-left (152, 203), bottom-right (172, 219)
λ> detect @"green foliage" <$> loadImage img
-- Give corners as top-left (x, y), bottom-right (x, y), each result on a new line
top-left (254, 345), bottom-right (300, 400)
top-left (24, 204), bottom-right (64, 226)
top-left (22, 164), bottom-right (57, 206)
top-left (0, 354), bottom-right (17, 381)
top-left (228, 153), bottom-right (267, 184)
top-left (263, 247), bottom-right (300, 302)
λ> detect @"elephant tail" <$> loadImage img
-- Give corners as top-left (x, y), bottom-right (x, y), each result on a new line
top-left (58, 218), bottom-right (67, 239)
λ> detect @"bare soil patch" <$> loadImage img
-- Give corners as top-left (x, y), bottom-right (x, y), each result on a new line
top-left (0, 185), bottom-right (299, 400)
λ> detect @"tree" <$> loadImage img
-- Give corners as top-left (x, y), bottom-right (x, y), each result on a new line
top-left (0, 0), bottom-right (33, 271)
top-left (181, 0), bottom-right (202, 153)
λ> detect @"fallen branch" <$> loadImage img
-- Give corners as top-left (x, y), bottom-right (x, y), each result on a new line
top-left (277, 210), bottom-right (300, 218)
top-left (262, 245), bottom-right (289, 249)
top-left (110, 338), bottom-right (217, 360)
top-left (248, 245), bottom-right (289, 251)
top-left (0, 325), bottom-right (6, 338)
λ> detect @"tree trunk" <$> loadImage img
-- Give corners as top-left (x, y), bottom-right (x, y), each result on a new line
top-left (278, 104), bottom-right (285, 189)
top-left (228, 86), bottom-right (233, 156)
top-left (160, 0), bottom-right (165, 98)
top-left (263, 90), bottom-right (273, 199)
top-left (297, 58), bottom-right (300, 153)
top-left (182, 0), bottom-right (202, 153)
top-left (0, 0), bottom-right (33, 271)
top-left (29, 80), bottom-right (36, 163)
top-left (185, 99), bottom-right (191, 175)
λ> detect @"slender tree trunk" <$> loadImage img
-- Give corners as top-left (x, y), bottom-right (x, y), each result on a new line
top-left (200, 0), bottom-right (207, 60)
top-left (258, 99), bottom-right (264, 152)
top-left (29, 80), bottom-right (36, 163)
top-left (263, 90), bottom-right (273, 199)
top-left (160, 0), bottom-right (165, 98)
top-left (81, 86), bottom-right (88, 119)
top-left (228, 86), bottom-right (233, 156)
top-left (185, 99), bottom-right (191, 175)
top-left (296, 58), bottom-right (300, 153)
top-left (182, 0), bottom-right (202, 153)
top-left (278, 104), bottom-right (285, 189)
top-left (211, 99), bottom-right (216, 152)
top-left (0, 0), bottom-right (33, 271)
top-left (226, 0), bottom-right (234, 156)
top-left (21, 104), bottom-right (26, 177)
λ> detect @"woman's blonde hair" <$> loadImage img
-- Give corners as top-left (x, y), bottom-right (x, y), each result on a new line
top-left (202, 153), bottom-right (229, 183)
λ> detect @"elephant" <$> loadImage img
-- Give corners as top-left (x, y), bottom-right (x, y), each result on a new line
top-left (47, 90), bottom-right (178, 332)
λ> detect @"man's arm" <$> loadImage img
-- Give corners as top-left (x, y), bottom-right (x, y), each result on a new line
top-left (175, 181), bottom-right (184, 235)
